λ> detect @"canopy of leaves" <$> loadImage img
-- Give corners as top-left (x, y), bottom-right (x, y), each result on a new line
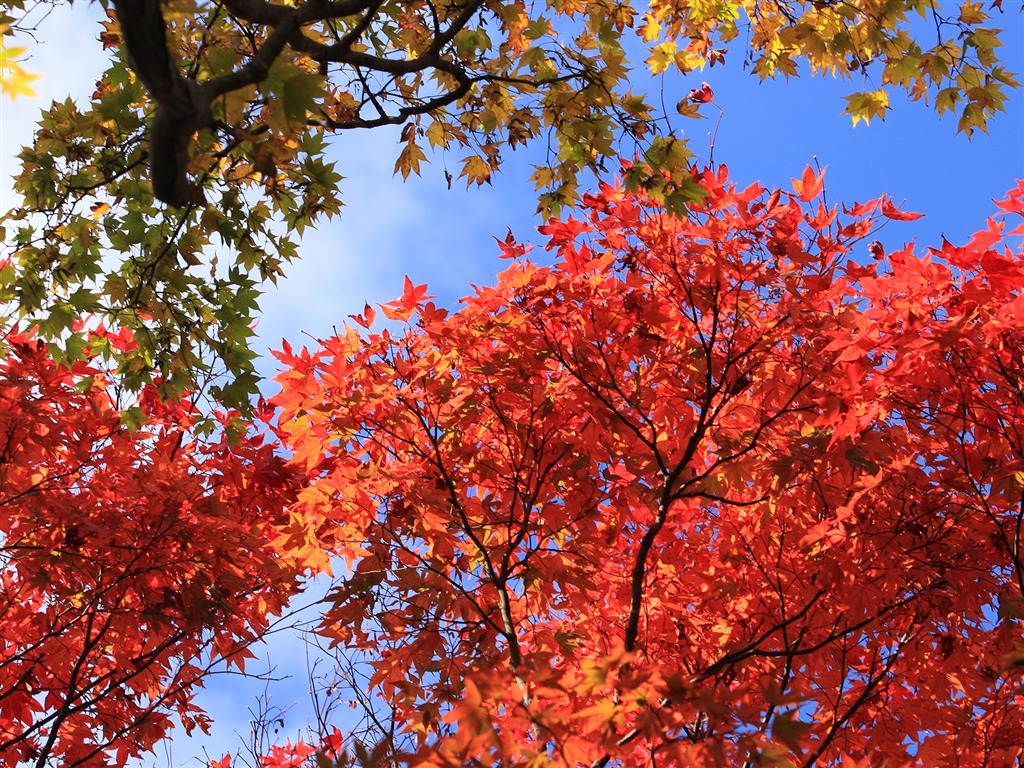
top-left (0, 0), bottom-right (1018, 409)
top-left (268, 166), bottom-right (1024, 767)
top-left (0, 322), bottom-right (305, 767)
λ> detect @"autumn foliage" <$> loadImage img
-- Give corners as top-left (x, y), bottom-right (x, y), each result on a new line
top-left (267, 166), bottom-right (1024, 767)
top-left (1, 0), bottom-right (1018, 407)
top-left (0, 325), bottom-right (303, 767)
top-left (5, 162), bottom-right (1024, 768)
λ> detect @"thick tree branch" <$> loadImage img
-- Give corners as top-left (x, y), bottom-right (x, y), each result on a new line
top-left (111, 0), bottom-right (484, 206)
top-left (112, 0), bottom-right (212, 207)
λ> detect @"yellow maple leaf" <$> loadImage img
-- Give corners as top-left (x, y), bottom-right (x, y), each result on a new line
top-left (0, 25), bottom-right (39, 100)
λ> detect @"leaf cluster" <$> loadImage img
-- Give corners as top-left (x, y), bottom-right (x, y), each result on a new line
top-left (0, 322), bottom-right (306, 767)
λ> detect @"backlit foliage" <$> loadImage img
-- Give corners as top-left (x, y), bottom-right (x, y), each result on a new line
top-left (0, 321), bottom-right (305, 767)
top-left (267, 166), bottom-right (1024, 767)
top-left (0, 0), bottom-right (1017, 407)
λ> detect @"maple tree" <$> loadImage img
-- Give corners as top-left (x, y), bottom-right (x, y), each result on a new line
top-left (0, 0), bottom-right (1018, 408)
top-left (0, 321), bottom-right (309, 767)
top-left (264, 165), bottom-right (1024, 768)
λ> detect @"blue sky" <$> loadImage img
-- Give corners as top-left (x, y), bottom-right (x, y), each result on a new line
top-left (1, 3), bottom-right (1023, 766)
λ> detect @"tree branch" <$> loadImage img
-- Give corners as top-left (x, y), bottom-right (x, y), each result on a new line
top-left (112, 0), bottom-right (213, 207)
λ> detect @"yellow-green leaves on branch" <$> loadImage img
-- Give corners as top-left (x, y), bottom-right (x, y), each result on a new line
top-left (843, 89), bottom-right (890, 126)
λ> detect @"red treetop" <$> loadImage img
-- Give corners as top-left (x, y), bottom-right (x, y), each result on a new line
top-left (271, 168), bottom-right (1024, 768)
top-left (0, 327), bottom-right (303, 767)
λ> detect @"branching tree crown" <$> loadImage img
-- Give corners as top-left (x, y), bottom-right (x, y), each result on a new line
top-left (0, 323), bottom-right (306, 767)
top-left (266, 166), bottom-right (1024, 768)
